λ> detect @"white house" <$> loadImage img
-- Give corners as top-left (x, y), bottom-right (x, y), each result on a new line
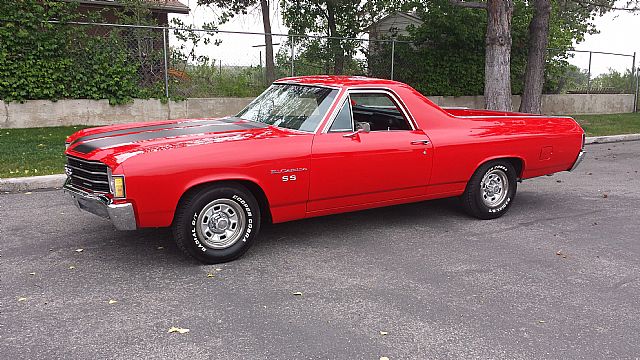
top-left (366, 12), bottom-right (423, 41)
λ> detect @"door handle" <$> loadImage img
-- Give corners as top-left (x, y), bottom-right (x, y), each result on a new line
top-left (410, 140), bottom-right (430, 145)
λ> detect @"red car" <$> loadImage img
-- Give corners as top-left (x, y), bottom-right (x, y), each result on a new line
top-left (64, 76), bottom-right (585, 263)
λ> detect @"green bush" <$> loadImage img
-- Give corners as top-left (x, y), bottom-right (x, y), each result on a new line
top-left (0, 0), bottom-right (165, 104)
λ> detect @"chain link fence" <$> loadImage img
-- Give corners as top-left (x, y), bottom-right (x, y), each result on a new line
top-left (5, 21), bottom-right (640, 112)
top-left (39, 21), bottom-right (415, 100)
top-left (547, 49), bottom-right (638, 95)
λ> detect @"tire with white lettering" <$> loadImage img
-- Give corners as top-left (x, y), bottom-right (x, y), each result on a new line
top-left (173, 184), bottom-right (261, 264)
top-left (461, 160), bottom-right (517, 220)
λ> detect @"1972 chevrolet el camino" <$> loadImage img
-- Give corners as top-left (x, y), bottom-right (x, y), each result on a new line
top-left (64, 76), bottom-right (585, 263)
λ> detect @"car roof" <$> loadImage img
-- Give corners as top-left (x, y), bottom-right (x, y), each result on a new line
top-left (274, 75), bottom-right (404, 88)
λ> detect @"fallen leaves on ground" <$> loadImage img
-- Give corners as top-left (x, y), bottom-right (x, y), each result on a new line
top-left (108, 300), bottom-right (117, 304)
top-left (379, 331), bottom-right (388, 336)
top-left (380, 357), bottom-right (390, 360)
top-left (168, 327), bottom-right (190, 334)
top-left (75, 249), bottom-right (84, 253)
top-left (207, 273), bottom-right (215, 278)
top-left (18, 297), bottom-right (27, 302)
top-left (68, 266), bottom-right (76, 270)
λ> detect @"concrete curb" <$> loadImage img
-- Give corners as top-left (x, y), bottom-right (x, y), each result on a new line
top-left (1, 133), bottom-right (639, 192)
top-left (586, 133), bottom-right (640, 145)
top-left (0, 174), bottom-right (66, 192)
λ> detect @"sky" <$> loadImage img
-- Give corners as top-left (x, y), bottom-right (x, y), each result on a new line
top-left (169, 1), bottom-right (291, 68)
top-left (567, 9), bottom-right (640, 76)
top-left (170, 1), bottom-right (640, 77)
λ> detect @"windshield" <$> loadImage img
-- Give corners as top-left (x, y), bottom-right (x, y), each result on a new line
top-left (237, 84), bottom-right (338, 132)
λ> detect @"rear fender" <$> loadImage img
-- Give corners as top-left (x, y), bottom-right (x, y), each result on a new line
top-left (471, 155), bottom-right (526, 180)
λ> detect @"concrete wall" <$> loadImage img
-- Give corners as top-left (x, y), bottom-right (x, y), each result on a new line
top-left (429, 94), bottom-right (635, 115)
top-left (0, 94), bottom-right (635, 128)
top-left (1, 98), bottom-right (254, 128)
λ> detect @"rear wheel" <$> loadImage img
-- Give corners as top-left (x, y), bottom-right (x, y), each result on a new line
top-left (173, 184), bottom-right (261, 264)
top-left (461, 160), bottom-right (517, 219)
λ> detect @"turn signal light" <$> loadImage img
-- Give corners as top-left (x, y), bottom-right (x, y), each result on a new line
top-left (112, 176), bottom-right (126, 198)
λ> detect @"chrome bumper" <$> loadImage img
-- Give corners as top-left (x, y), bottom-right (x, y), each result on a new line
top-left (569, 150), bottom-right (586, 172)
top-left (63, 179), bottom-right (137, 231)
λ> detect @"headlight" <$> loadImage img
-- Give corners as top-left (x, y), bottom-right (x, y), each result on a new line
top-left (107, 168), bottom-right (126, 199)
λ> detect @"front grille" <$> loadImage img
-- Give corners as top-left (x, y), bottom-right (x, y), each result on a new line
top-left (66, 156), bottom-right (110, 193)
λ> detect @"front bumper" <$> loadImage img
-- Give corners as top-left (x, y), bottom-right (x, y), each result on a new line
top-left (569, 150), bottom-right (586, 172)
top-left (64, 179), bottom-right (137, 231)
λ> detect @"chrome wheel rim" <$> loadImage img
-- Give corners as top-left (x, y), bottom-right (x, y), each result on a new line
top-left (196, 199), bottom-right (245, 249)
top-left (481, 169), bottom-right (509, 208)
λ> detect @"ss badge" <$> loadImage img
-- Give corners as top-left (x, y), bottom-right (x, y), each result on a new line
top-left (282, 175), bottom-right (297, 182)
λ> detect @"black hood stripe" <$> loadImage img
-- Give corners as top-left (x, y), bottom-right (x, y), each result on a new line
top-left (71, 120), bottom-right (267, 154)
top-left (70, 117), bottom-right (247, 145)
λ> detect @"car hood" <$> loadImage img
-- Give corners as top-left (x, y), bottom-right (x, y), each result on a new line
top-left (65, 117), bottom-right (294, 168)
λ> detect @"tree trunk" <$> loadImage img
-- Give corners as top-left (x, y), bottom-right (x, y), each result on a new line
top-left (260, 0), bottom-right (276, 84)
top-left (519, 0), bottom-right (551, 114)
top-left (326, 1), bottom-right (344, 75)
top-left (484, 0), bottom-right (514, 111)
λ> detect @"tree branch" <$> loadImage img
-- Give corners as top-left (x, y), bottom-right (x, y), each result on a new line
top-left (568, 0), bottom-right (640, 11)
top-left (449, 0), bottom-right (488, 9)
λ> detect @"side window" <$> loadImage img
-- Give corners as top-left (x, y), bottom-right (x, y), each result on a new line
top-left (328, 98), bottom-right (354, 132)
top-left (350, 93), bottom-right (412, 131)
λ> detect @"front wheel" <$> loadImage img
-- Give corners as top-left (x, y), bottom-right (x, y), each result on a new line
top-left (461, 160), bottom-right (517, 220)
top-left (173, 184), bottom-right (261, 264)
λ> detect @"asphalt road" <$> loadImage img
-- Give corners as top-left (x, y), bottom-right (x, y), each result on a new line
top-left (1, 141), bottom-right (639, 360)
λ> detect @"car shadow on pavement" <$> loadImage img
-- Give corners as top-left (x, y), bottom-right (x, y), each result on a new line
top-left (253, 197), bottom-right (466, 249)
top-left (96, 197), bottom-right (465, 266)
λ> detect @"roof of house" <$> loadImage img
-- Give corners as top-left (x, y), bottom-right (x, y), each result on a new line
top-left (75, 0), bottom-right (190, 14)
top-left (364, 12), bottom-right (423, 32)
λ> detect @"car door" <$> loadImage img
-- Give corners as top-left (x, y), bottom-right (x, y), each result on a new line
top-left (307, 90), bottom-right (433, 212)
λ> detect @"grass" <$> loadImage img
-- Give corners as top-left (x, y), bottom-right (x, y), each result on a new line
top-left (1, 113), bottom-right (639, 178)
top-left (0, 126), bottom-right (91, 179)
top-left (572, 113), bottom-right (640, 137)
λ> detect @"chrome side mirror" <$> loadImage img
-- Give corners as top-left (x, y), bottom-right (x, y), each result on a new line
top-left (343, 122), bottom-right (370, 138)
top-left (356, 122), bottom-right (371, 133)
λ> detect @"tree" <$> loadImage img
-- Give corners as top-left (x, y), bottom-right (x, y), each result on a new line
top-left (260, 0), bottom-right (276, 83)
top-left (591, 68), bottom-right (636, 93)
top-left (450, 0), bottom-right (514, 111)
top-left (451, 0), bottom-right (640, 112)
top-left (373, 0), bottom-right (491, 95)
top-left (197, 0), bottom-right (276, 83)
top-left (520, 0), bottom-right (640, 113)
top-left (519, 0), bottom-right (551, 113)
top-left (280, 0), bottom-right (399, 75)
top-left (376, 0), bottom-right (590, 97)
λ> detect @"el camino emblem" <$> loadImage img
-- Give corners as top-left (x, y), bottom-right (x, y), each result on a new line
top-left (64, 165), bottom-right (73, 176)
top-left (271, 168), bottom-right (307, 182)
top-left (270, 168), bottom-right (307, 175)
